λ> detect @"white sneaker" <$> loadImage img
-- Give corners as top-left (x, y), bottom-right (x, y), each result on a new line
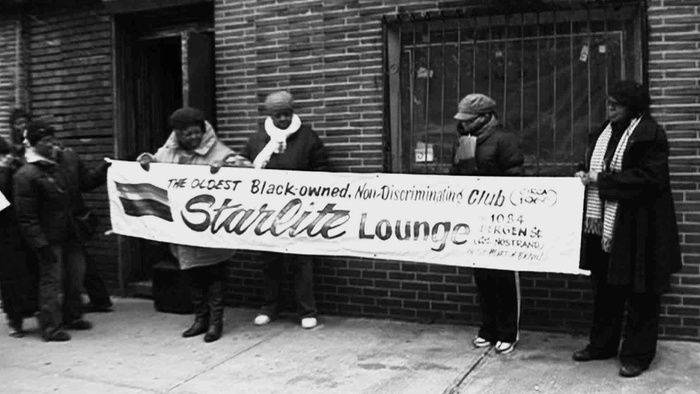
top-left (495, 341), bottom-right (516, 354)
top-left (301, 317), bottom-right (317, 329)
top-left (472, 336), bottom-right (492, 348)
top-left (254, 314), bottom-right (271, 326)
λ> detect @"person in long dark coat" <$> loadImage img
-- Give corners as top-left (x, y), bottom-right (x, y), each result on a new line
top-left (572, 80), bottom-right (682, 378)
top-left (0, 136), bottom-right (37, 337)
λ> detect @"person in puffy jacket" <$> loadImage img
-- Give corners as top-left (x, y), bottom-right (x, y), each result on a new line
top-left (13, 121), bottom-right (109, 342)
top-left (243, 91), bottom-right (329, 330)
top-left (138, 107), bottom-right (251, 343)
top-left (451, 93), bottom-right (524, 355)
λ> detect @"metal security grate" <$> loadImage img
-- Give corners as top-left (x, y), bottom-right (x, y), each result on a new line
top-left (384, 0), bottom-right (646, 175)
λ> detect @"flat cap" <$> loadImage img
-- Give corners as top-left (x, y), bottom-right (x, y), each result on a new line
top-left (454, 93), bottom-right (496, 121)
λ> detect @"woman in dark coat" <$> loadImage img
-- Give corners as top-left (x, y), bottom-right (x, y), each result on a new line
top-left (573, 80), bottom-right (682, 378)
top-left (244, 91), bottom-right (329, 330)
top-left (0, 136), bottom-right (37, 337)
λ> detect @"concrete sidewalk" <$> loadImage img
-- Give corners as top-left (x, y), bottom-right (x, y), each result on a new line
top-left (1, 298), bottom-right (698, 394)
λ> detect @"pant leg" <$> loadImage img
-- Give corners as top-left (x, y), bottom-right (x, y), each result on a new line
top-left (38, 245), bottom-right (63, 336)
top-left (205, 263), bottom-right (225, 325)
top-left (290, 254), bottom-right (316, 318)
top-left (0, 242), bottom-right (29, 323)
top-left (82, 249), bottom-right (111, 306)
top-left (61, 242), bottom-right (86, 324)
top-left (619, 292), bottom-right (660, 368)
top-left (588, 263), bottom-right (627, 355)
top-left (494, 270), bottom-right (520, 343)
top-left (474, 268), bottom-right (498, 342)
top-left (184, 266), bottom-right (209, 322)
top-left (260, 252), bottom-right (285, 317)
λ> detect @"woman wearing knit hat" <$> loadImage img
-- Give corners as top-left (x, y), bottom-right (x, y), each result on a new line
top-left (242, 90), bottom-right (329, 330)
top-left (573, 80), bottom-right (681, 377)
top-left (137, 107), bottom-right (251, 343)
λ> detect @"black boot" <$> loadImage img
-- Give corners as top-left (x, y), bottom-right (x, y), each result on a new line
top-left (204, 279), bottom-right (224, 343)
top-left (182, 282), bottom-right (208, 338)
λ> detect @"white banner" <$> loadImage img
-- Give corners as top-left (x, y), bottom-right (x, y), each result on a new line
top-left (0, 190), bottom-right (9, 212)
top-left (107, 160), bottom-right (587, 275)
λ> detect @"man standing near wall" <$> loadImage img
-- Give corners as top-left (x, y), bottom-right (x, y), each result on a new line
top-left (13, 121), bottom-right (110, 341)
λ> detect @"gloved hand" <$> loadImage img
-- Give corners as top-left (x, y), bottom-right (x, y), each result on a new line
top-left (37, 247), bottom-right (56, 264)
top-left (210, 160), bottom-right (224, 174)
top-left (136, 153), bottom-right (154, 171)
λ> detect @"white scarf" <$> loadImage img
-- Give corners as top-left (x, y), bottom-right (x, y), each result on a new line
top-left (253, 114), bottom-right (301, 169)
top-left (584, 117), bottom-right (641, 252)
top-left (24, 146), bottom-right (57, 165)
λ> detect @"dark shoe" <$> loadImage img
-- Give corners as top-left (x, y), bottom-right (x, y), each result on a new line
top-left (619, 362), bottom-right (646, 378)
top-left (203, 322), bottom-right (222, 343)
top-left (64, 319), bottom-right (93, 330)
top-left (8, 318), bottom-right (25, 338)
top-left (572, 346), bottom-right (616, 362)
top-left (182, 319), bottom-right (209, 338)
top-left (43, 330), bottom-right (71, 342)
top-left (84, 301), bottom-right (114, 313)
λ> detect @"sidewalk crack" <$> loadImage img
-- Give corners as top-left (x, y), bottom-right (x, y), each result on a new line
top-left (166, 329), bottom-right (286, 393)
top-left (441, 348), bottom-right (492, 394)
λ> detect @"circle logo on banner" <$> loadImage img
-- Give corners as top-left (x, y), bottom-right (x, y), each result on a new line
top-left (509, 188), bottom-right (558, 207)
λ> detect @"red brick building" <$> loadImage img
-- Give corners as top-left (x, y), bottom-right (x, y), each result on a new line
top-left (0, 0), bottom-right (698, 340)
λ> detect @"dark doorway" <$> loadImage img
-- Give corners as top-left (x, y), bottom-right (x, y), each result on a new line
top-left (113, 3), bottom-right (214, 295)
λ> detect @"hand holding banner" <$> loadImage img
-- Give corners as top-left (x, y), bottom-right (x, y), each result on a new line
top-left (107, 161), bottom-right (588, 275)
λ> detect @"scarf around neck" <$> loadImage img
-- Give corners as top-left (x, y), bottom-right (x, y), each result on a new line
top-left (253, 114), bottom-right (302, 169)
top-left (584, 117), bottom-right (641, 252)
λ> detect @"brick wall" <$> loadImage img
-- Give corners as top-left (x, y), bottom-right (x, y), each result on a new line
top-left (26, 6), bottom-right (118, 290)
top-left (648, 0), bottom-right (700, 339)
top-left (215, 0), bottom-right (700, 341)
top-left (0, 12), bottom-right (22, 140)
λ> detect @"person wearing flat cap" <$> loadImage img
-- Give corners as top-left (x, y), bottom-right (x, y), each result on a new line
top-left (137, 107), bottom-right (251, 343)
top-left (13, 120), bottom-right (111, 342)
top-left (242, 91), bottom-right (329, 330)
top-left (572, 80), bottom-right (681, 378)
top-left (451, 93), bottom-right (524, 355)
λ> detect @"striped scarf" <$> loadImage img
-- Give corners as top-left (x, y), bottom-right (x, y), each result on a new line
top-left (584, 117), bottom-right (641, 252)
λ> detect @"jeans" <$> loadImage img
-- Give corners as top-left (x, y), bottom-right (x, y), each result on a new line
top-left (260, 252), bottom-right (316, 318)
top-left (38, 241), bottom-right (86, 336)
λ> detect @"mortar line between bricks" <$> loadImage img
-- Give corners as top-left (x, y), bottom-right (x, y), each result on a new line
top-left (441, 348), bottom-right (492, 394)
top-left (165, 328), bottom-right (287, 393)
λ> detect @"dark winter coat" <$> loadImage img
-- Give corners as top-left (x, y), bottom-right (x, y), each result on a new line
top-left (13, 148), bottom-right (108, 251)
top-left (450, 120), bottom-right (524, 176)
top-left (580, 114), bottom-right (682, 293)
top-left (244, 124), bottom-right (329, 171)
top-left (0, 152), bottom-right (23, 246)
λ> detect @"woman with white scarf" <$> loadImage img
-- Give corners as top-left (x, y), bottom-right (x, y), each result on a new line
top-left (572, 81), bottom-right (681, 378)
top-left (243, 91), bottom-right (329, 329)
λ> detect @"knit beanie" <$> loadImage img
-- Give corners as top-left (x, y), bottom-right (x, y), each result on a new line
top-left (169, 107), bottom-right (205, 131)
top-left (264, 91), bottom-right (294, 113)
top-left (609, 80), bottom-right (650, 115)
top-left (25, 120), bottom-right (55, 146)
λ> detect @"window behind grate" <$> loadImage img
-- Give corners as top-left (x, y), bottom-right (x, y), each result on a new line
top-left (384, 1), bottom-right (646, 175)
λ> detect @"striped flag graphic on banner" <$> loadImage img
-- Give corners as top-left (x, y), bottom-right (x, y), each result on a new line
top-left (114, 182), bottom-right (173, 222)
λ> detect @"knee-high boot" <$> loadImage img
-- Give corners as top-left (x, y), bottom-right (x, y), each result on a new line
top-left (204, 279), bottom-right (224, 343)
top-left (182, 282), bottom-right (209, 338)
